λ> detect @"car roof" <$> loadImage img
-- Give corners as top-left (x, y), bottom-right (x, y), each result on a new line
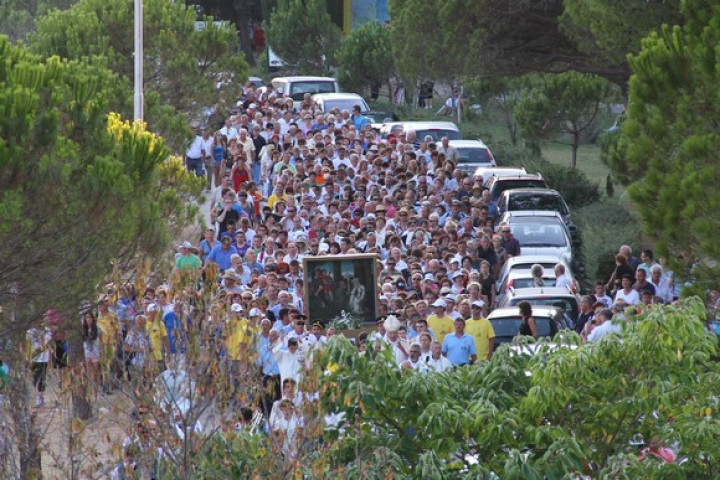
top-left (505, 287), bottom-right (577, 297)
top-left (503, 210), bottom-right (565, 220)
top-left (271, 76), bottom-right (337, 82)
top-left (505, 255), bottom-right (570, 266)
top-left (311, 93), bottom-right (364, 100)
top-left (476, 167), bottom-right (526, 175)
top-left (381, 121), bottom-right (460, 131)
top-left (448, 139), bottom-right (489, 148)
top-left (489, 173), bottom-right (544, 181)
top-left (506, 269), bottom-right (557, 279)
top-left (501, 188), bottom-right (563, 197)
top-left (489, 306), bottom-right (560, 319)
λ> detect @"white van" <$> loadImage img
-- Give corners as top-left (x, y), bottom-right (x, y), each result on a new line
top-left (270, 76), bottom-right (339, 110)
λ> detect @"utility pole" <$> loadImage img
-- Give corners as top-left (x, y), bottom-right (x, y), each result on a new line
top-left (133, 0), bottom-right (143, 122)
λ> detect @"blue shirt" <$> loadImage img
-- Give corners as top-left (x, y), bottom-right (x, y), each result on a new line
top-left (442, 333), bottom-right (477, 365)
top-left (257, 335), bottom-right (279, 375)
top-left (207, 245), bottom-right (238, 272)
top-left (351, 114), bottom-right (368, 131)
top-left (163, 312), bottom-right (191, 354)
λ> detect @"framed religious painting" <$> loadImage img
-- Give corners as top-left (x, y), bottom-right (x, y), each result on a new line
top-left (303, 254), bottom-right (379, 327)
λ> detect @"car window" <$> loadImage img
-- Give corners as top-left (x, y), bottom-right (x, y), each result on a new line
top-left (509, 297), bottom-right (578, 319)
top-left (322, 99), bottom-right (368, 113)
top-left (491, 317), bottom-right (553, 338)
top-left (289, 81), bottom-right (336, 101)
top-left (512, 278), bottom-right (557, 289)
top-left (509, 194), bottom-right (568, 215)
top-left (491, 180), bottom-right (547, 200)
top-left (457, 147), bottom-right (491, 164)
top-left (510, 224), bottom-right (568, 247)
top-left (415, 129), bottom-right (461, 141)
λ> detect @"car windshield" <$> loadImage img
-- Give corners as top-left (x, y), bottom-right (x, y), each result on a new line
top-left (457, 147), bottom-right (492, 164)
top-left (509, 194), bottom-right (568, 215)
top-left (510, 224), bottom-right (568, 247)
top-left (512, 277), bottom-right (557, 289)
top-left (490, 317), bottom-right (553, 339)
top-left (492, 180), bottom-right (547, 200)
top-left (322, 99), bottom-right (368, 113)
top-left (416, 129), bottom-right (461, 141)
top-left (509, 298), bottom-right (578, 319)
top-left (289, 81), bottom-right (336, 100)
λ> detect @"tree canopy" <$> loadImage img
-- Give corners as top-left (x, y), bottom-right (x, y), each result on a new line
top-left (266, 0), bottom-right (341, 74)
top-left (514, 72), bottom-right (615, 168)
top-left (29, 0), bottom-right (248, 148)
top-left (336, 21), bottom-right (394, 95)
top-left (388, 0), bottom-right (683, 88)
top-left (0, 35), bottom-right (202, 422)
top-left (606, 0), bottom-right (720, 287)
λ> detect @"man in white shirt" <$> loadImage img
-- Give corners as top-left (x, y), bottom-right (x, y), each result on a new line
top-left (400, 344), bottom-right (430, 374)
top-left (650, 266), bottom-right (673, 304)
top-left (426, 341), bottom-right (453, 373)
top-left (219, 117), bottom-right (238, 140)
top-left (555, 263), bottom-right (573, 290)
top-left (586, 309), bottom-right (622, 342)
top-left (185, 127), bottom-right (205, 177)
top-left (272, 336), bottom-right (303, 384)
top-left (198, 128), bottom-right (214, 191)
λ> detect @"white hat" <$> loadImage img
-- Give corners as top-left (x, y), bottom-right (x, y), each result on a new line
top-left (231, 303), bottom-right (243, 313)
top-left (424, 273), bottom-right (435, 282)
top-left (147, 303), bottom-right (158, 313)
top-left (449, 257), bottom-right (460, 265)
top-left (472, 300), bottom-right (485, 308)
top-left (177, 241), bottom-right (193, 250)
top-left (445, 294), bottom-right (456, 302)
top-left (432, 299), bottom-right (447, 308)
top-left (452, 271), bottom-right (465, 279)
top-left (249, 308), bottom-right (262, 317)
top-left (383, 315), bottom-right (401, 332)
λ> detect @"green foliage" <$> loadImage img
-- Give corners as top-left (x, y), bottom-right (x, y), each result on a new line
top-left (560, 0), bottom-right (682, 65)
top-left (515, 72), bottom-right (615, 168)
top-left (607, 0), bottom-right (720, 288)
top-left (315, 299), bottom-right (720, 477)
top-left (0, 35), bottom-right (202, 341)
top-left (266, 0), bottom-right (341, 74)
top-left (493, 143), bottom-right (601, 209)
top-left (0, 0), bottom-right (76, 42)
top-left (336, 21), bottom-right (394, 94)
top-left (573, 201), bottom-right (640, 282)
top-left (29, 0), bottom-right (248, 148)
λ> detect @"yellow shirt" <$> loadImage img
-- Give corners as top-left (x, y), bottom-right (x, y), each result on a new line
top-left (97, 311), bottom-right (119, 345)
top-left (226, 317), bottom-right (257, 360)
top-left (427, 315), bottom-right (454, 339)
top-left (147, 319), bottom-right (167, 361)
top-left (465, 317), bottom-right (495, 361)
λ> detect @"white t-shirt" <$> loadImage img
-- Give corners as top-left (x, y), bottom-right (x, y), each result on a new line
top-left (587, 321), bottom-right (622, 342)
top-left (615, 288), bottom-right (639, 306)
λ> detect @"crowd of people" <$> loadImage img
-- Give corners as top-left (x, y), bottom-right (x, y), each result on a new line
top-left (23, 79), bottom-right (685, 469)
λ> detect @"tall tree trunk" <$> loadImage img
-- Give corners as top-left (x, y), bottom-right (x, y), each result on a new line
top-left (67, 330), bottom-right (92, 421)
top-left (571, 131), bottom-right (579, 169)
top-left (9, 372), bottom-right (42, 478)
top-left (233, 0), bottom-right (256, 67)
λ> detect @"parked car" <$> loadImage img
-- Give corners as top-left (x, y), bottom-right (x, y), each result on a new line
top-left (485, 173), bottom-right (548, 202)
top-left (473, 166), bottom-right (527, 184)
top-left (497, 286), bottom-right (581, 325)
top-left (270, 76), bottom-right (339, 110)
top-left (497, 188), bottom-right (571, 225)
top-left (311, 92), bottom-right (370, 115)
top-left (499, 211), bottom-right (576, 265)
top-left (377, 121), bottom-right (461, 142)
top-left (496, 255), bottom-right (574, 291)
top-left (488, 306), bottom-right (563, 347)
top-left (448, 139), bottom-right (496, 173)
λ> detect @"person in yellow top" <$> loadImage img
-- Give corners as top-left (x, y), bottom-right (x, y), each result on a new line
top-left (225, 303), bottom-right (258, 361)
top-left (97, 295), bottom-right (121, 393)
top-left (426, 299), bottom-right (455, 339)
top-left (464, 300), bottom-right (495, 361)
top-left (146, 303), bottom-right (170, 373)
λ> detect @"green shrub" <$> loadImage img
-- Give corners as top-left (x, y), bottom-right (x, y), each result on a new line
top-left (574, 201), bottom-right (641, 283)
top-left (492, 143), bottom-right (601, 208)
